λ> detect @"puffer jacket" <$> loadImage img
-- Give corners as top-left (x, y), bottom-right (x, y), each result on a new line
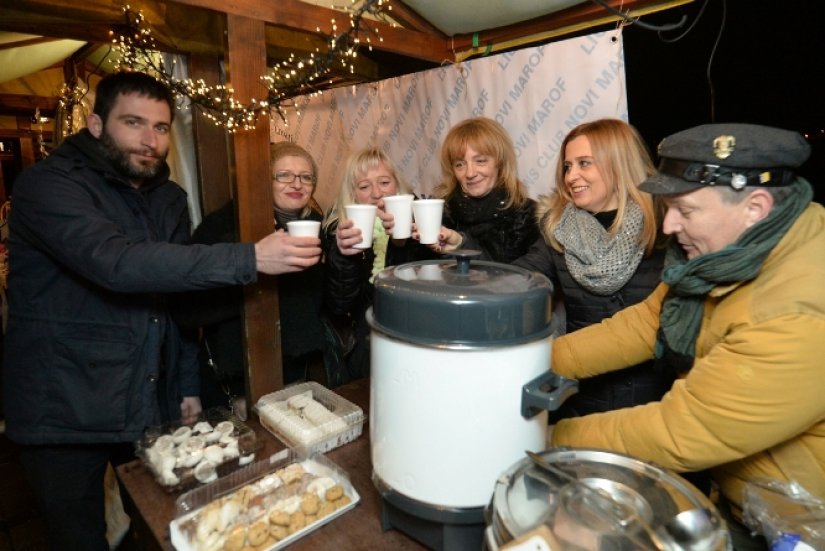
top-left (551, 202), bottom-right (825, 512)
top-left (3, 129), bottom-right (257, 445)
top-left (443, 187), bottom-right (539, 263)
top-left (514, 228), bottom-right (670, 417)
top-left (323, 219), bottom-right (433, 379)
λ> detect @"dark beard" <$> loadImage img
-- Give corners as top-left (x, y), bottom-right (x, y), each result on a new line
top-left (99, 131), bottom-right (165, 182)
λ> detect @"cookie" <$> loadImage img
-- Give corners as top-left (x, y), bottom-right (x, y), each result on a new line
top-left (268, 509), bottom-right (290, 527)
top-left (324, 484), bottom-right (344, 501)
top-left (269, 524), bottom-right (289, 541)
top-left (247, 519), bottom-right (269, 547)
top-left (223, 524), bottom-right (246, 551)
top-left (300, 492), bottom-right (320, 515)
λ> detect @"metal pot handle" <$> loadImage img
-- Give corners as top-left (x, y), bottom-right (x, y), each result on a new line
top-left (521, 371), bottom-right (578, 419)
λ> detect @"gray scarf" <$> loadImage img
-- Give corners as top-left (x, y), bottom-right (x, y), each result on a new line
top-left (553, 201), bottom-right (646, 295)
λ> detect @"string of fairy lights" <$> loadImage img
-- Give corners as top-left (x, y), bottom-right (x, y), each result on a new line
top-left (57, 0), bottom-right (394, 137)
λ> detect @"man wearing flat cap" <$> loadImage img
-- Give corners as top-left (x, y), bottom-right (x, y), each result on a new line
top-left (547, 123), bottom-right (825, 549)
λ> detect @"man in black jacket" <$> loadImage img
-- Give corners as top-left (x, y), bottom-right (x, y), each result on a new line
top-left (2, 71), bottom-right (320, 551)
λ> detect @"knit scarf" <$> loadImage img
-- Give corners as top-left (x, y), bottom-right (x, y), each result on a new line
top-left (370, 216), bottom-right (389, 283)
top-left (655, 179), bottom-right (813, 374)
top-left (553, 200), bottom-right (646, 295)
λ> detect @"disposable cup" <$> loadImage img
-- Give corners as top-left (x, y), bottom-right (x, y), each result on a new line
top-left (286, 220), bottom-right (321, 237)
top-left (344, 204), bottom-right (377, 249)
top-left (382, 194), bottom-right (414, 239)
top-left (412, 199), bottom-right (444, 245)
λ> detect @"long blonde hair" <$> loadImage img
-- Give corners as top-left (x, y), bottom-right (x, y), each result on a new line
top-left (270, 141), bottom-right (319, 218)
top-left (434, 117), bottom-right (529, 208)
top-left (540, 118), bottom-right (658, 254)
top-left (323, 147), bottom-right (411, 231)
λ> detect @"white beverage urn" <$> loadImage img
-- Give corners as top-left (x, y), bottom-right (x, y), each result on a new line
top-left (367, 252), bottom-right (577, 550)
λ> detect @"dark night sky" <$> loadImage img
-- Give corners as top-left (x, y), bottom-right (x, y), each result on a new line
top-left (620, 0), bottom-right (825, 202)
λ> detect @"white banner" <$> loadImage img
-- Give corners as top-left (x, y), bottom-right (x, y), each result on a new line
top-left (271, 30), bottom-right (627, 211)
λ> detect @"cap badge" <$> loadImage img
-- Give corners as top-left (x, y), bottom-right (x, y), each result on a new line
top-left (713, 135), bottom-right (736, 160)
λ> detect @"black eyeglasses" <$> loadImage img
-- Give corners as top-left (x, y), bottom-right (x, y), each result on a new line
top-left (273, 171), bottom-right (316, 186)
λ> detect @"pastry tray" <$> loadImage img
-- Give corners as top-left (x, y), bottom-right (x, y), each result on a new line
top-left (135, 407), bottom-right (259, 492)
top-left (170, 450), bottom-right (360, 550)
top-left (255, 381), bottom-right (365, 457)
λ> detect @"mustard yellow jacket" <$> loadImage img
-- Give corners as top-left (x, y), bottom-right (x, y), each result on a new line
top-left (552, 203), bottom-right (825, 511)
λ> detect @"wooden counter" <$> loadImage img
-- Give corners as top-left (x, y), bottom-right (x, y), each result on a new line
top-left (116, 379), bottom-right (426, 550)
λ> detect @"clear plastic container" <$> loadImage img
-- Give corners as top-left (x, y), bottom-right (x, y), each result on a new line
top-left (135, 407), bottom-right (259, 492)
top-left (255, 381), bottom-right (365, 457)
top-left (170, 450), bottom-right (360, 550)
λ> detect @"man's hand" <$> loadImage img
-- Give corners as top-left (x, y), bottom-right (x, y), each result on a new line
top-left (180, 396), bottom-right (202, 425)
top-left (335, 218), bottom-right (367, 256)
top-left (255, 230), bottom-right (322, 274)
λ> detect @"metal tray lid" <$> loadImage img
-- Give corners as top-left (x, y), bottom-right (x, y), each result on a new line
top-left (488, 448), bottom-right (730, 550)
top-left (370, 251), bottom-right (554, 346)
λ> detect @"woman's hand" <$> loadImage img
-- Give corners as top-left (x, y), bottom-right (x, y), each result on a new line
top-left (412, 225), bottom-right (463, 254)
top-left (335, 218), bottom-right (366, 255)
top-left (376, 198), bottom-right (396, 235)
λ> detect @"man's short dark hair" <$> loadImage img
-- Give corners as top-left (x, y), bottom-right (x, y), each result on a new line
top-left (93, 71), bottom-right (175, 125)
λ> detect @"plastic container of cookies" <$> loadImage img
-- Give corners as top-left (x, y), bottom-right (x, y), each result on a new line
top-left (254, 381), bottom-right (366, 457)
top-left (135, 406), bottom-right (259, 492)
top-left (169, 450), bottom-right (360, 551)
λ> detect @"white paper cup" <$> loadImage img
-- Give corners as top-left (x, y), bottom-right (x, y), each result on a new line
top-left (412, 199), bottom-right (444, 245)
top-left (286, 220), bottom-right (321, 237)
top-left (344, 204), bottom-right (377, 249)
top-left (382, 194), bottom-right (414, 239)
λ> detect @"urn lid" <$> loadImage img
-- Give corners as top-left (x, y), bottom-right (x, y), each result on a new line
top-left (369, 251), bottom-right (554, 346)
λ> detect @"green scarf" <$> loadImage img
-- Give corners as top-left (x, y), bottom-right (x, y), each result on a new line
top-left (655, 179), bottom-right (813, 374)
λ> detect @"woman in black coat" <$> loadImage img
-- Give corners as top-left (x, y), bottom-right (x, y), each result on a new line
top-left (426, 117), bottom-right (540, 263)
top-left (174, 142), bottom-right (328, 414)
top-left (514, 118), bottom-right (671, 419)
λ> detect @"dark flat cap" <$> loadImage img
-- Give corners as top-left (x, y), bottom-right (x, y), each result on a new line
top-left (640, 123), bottom-right (811, 195)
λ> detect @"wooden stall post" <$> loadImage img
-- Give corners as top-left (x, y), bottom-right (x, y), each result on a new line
top-left (225, 14), bottom-right (284, 404)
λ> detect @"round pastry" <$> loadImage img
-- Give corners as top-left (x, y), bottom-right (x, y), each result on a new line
top-left (215, 420), bottom-right (235, 435)
top-left (268, 509), bottom-right (290, 527)
top-left (317, 500), bottom-right (336, 519)
top-left (192, 421), bottom-right (213, 434)
top-left (333, 494), bottom-right (353, 510)
top-left (223, 524), bottom-right (247, 551)
top-left (300, 492), bottom-right (320, 515)
top-left (193, 460), bottom-right (218, 484)
top-left (256, 537), bottom-right (278, 550)
top-left (246, 518), bottom-right (269, 547)
top-left (324, 484), bottom-right (344, 502)
top-left (287, 511), bottom-right (306, 535)
top-left (171, 425), bottom-right (192, 444)
top-left (269, 523), bottom-right (288, 540)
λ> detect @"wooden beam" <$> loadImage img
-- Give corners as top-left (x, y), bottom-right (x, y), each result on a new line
top-left (172, 0), bottom-right (451, 63)
top-left (188, 54), bottom-right (233, 217)
top-left (451, 0), bottom-right (694, 60)
top-left (225, 14), bottom-right (284, 403)
top-left (0, 94), bottom-right (59, 118)
top-left (387, 0), bottom-right (446, 37)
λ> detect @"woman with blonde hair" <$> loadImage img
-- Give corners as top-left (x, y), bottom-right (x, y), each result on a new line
top-left (324, 147), bottom-right (431, 381)
top-left (514, 118), bottom-right (672, 421)
top-left (431, 117), bottom-right (539, 262)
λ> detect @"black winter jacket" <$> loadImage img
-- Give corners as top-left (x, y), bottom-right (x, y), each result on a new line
top-left (3, 130), bottom-right (257, 445)
top-left (173, 201), bottom-right (326, 394)
top-left (443, 187), bottom-right (540, 263)
top-left (514, 217), bottom-right (671, 418)
top-left (323, 219), bottom-right (433, 379)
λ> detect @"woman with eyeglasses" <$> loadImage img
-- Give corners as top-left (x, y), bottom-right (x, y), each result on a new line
top-left (322, 147), bottom-right (435, 382)
top-left (173, 142), bottom-right (332, 415)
